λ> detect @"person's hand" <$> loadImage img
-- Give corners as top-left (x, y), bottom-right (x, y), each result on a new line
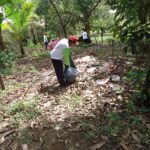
top-left (65, 65), bottom-right (69, 69)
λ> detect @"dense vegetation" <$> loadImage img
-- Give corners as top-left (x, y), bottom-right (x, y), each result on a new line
top-left (0, 0), bottom-right (149, 149)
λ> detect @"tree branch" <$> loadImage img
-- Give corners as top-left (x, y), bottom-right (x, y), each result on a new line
top-left (87, 0), bottom-right (101, 18)
top-left (49, 0), bottom-right (67, 37)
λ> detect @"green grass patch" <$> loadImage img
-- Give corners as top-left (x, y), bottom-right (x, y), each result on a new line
top-left (0, 82), bottom-right (28, 99)
top-left (64, 94), bottom-right (83, 107)
top-left (14, 65), bottom-right (38, 73)
top-left (83, 131), bottom-right (94, 140)
top-left (31, 50), bottom-right (50, 58)
top-left (1, 67), bottom-right (13, 75)
top-left (6, 100), bottom-right (40, 122)
top-left (19, 128), bottom-right (32, 143)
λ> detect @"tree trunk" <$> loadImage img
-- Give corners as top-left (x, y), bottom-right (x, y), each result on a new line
top-left (142, 68), bottom-right (150, 108)
top-left (100, 28), bottom-right (104, 44)
top-left (82, 0), bottom-right (101, 38)
top-left (0, 73), bottom-right (5, 90)
top-left (62, 25), bottom-right (67, 38)
top-left (84, 21), bottom-right (90, 38)
top-left (101, 33), bottom-right (103, 45)
top-left (20, 44), bottom-right (25, 56)
top-left (36, 31), bottom-right (42, 44)
top-left (31, 26), bottom-right (37, 45)
top-left (111, 40), bottom-right (115, 55)
top-left (0, 13), bottom-right (5, 50)
top-left (49, 0), bottom-right (67, 38)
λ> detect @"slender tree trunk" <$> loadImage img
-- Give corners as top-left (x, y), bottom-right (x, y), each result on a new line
top-left (101, 33), bottom-right (103, 45)
top-left (100, 28), bottom-right (104, 44)
top-left (62, 25), bottom-right (67, 38)
top-left (82, 0), bottom-right (101, 38)
top-left (0, 73), bottom-right (5, 90)
top-left (49, 0), bottom-right (67, 38)
top-left (0, 13), bottom-right (5, 50)
top-left (142, 68), bottom-right (150, 108)
top-left (20, 44), bottom-right (25, 56)
top-left (36, 31), bottom-right (42, 44)
top-left (84, 21), bottom-right (90, 38)
top-left (31, 26), bottom-right (37, 45)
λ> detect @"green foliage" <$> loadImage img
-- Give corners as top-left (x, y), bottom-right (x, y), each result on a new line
top-left (36, 0), bottom-right (106, 36)
top-left (126, 69), bottom-right (146, 90)
top-left (36, 0), bottom-right (78, 37)
top-left (27, 40), bottom-right (37, 49)
top-left (83, 131), bottom-right (94, 140)
top-left (125, 101), bottom-right (137, 111)
top-left (102, 111), bottom-right (124, 135)
top-left (1, 67), bottom-right (13, 75)
top-left (107, 0), bottom-right (150, 49)
top-left (4, 0), bottom-right (36, 50)
top-left (0, 0), bottom-right (16, 6)
top-left (106, 111), bottom-right (121, 124)
top-left (71, 94), bottom-right (82, 105)
top-left (103, 125), bottom-right (114, 135)
top-left (78, 43), bottom-right (90, 48)
top-left (29, 66), bottom-right (38, 73)
top-left (0, 51), bottom-right (15, 70)
top-left (102, 124), bottom-right (123, 135)
top-left (126, 69), bottom-right (147, 103)
top-left (19, 128), bottom-right (32, 143)
top-left (66, 145), bottom-right (77, 150)
top-left (92, 3), bottom-right (115, 32)
top-left (139, 106), bottom-right (150, 113)
top-left (6, 100), bottom-right (40, 121)
top-left (129, 115), bottom-right (142, 126)
top-left (7, 101), bottom-right (25, 115)
top-left (64, 94), bottom-right (83, 108)
top-left (31, 50), bottom-right (50, 58)
top-left (80, 122), bottom-right (92, 131)
top-left (139, 130), bottom-right (150, 144)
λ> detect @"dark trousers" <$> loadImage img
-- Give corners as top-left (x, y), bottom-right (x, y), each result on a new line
top-left (45, 42), bottom-right (48, 50)
top-left (51, 59), bottom-right (65, 85)
top-left (51, 58), bottom-right (76, 85)
top-left (83, 39), bottom-right (88, 44)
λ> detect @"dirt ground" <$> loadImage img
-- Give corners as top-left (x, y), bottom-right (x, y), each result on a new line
top-left (0, 49), bottom-right (150, 150)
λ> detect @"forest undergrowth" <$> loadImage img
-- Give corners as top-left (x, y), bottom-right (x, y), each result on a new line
top-left (0, 47), bottom-right (150, 150)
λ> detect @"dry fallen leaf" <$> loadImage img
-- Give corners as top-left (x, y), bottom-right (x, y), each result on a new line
top-left (0, 136), bottom-right (5, 144)
top-left (131, 133), bottom-right (140, 144)
top-left (89, 141), bottom-right (106, 150)
top-left (22, 144), bottom-right (29, 150)
top-left (11, 143), bottom-right (18, 150)
top-left (122, 128), bottom-right (130, 139)
top-left (146, 124), bottom-right (150, 130)
top-left (0, 121), bottom-right (9, 130)
top-left (120, 142), bottom-right (130, 150)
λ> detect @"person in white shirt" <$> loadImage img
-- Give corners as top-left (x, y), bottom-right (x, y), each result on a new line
top-left (50, 36), bottom-right (78, 87)
top-left (82, 29), bottom-right (88, 43)
top-left (43, 33), bottom-right (48, 50)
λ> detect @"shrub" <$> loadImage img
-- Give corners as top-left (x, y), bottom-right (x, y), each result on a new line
top-left (0, 50), bottom-right (15, 70)
top-left (27, 40), bottom-right (37, 49)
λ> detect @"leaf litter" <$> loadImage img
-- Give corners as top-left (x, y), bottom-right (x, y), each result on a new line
top-left (0, 51), bottom-right (150, 150)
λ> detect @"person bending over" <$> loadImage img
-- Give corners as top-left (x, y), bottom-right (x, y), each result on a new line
top-left (50, 36), bottom-right (78, 87)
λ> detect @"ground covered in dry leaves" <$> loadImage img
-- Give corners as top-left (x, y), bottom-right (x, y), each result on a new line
top-left (0, 49), bottom-right (150, 150)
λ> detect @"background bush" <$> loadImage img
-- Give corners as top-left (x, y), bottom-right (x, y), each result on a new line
top-left (0, 50), bottom-right (15, 70)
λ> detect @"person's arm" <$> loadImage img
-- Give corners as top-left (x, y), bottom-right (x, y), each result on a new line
top-left (63, 48), bottom-right (70, 66)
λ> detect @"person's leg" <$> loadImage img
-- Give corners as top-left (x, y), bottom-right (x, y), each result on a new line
top-left (46, 42), bottom-right (49, 50)
top-left (85, 39), bottom-right (89, 44)
top-left (44, 42), bottom-right (46, 50)
top-left (51, 59), bottom-right (66, 85)
top-left (45, 42), bottom-right (48, 50)
top-left (83, 39), bottom-right (86, 43)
